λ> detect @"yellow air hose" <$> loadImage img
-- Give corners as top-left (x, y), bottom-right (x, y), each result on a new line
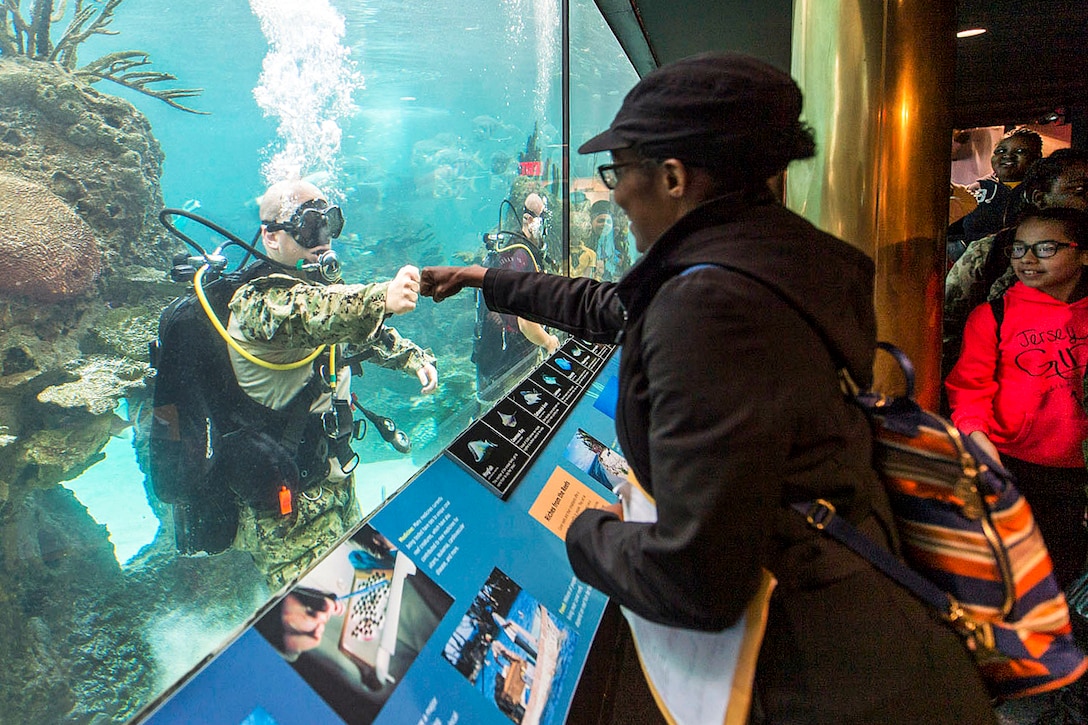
top-left (492, 241), bottom-right (541, 272)
top-left (193, 264), bottom-right (325, 371)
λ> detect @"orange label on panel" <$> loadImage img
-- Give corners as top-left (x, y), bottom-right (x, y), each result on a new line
top-left (529, 467), bottom-right (611, 540)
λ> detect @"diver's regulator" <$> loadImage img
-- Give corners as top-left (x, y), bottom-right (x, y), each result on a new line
top-left (296, 249), bottom-right (341, 283)
top-left (171, 252), bottom-right (229, 283)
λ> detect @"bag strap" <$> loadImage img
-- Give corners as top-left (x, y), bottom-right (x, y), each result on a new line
top-left (680, 263), bottom-right (851, 373)
top-left (788, 500), bottom-right (967, 625)
top-left (989, 295), bottom-right (1005, 343)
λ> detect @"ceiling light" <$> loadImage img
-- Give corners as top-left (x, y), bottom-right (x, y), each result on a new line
top-left (956, 28), bottom-right (987, 38)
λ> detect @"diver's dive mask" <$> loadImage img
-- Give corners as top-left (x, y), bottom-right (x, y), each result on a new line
top-left (265, 199), bottom-right (345, 249)
top-left (523, 202), bottom-right (551, 240)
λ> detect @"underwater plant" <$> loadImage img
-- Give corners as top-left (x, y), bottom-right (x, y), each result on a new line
top-left (517, 121), bottom-right (545, 183)
top-left (0, 0), bottom-right (205, 113)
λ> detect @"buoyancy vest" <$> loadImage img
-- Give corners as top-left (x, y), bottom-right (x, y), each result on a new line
top-left (473, 239), bottom-right (543, 389)
top-left (148, 262), bottom-right (355, 552)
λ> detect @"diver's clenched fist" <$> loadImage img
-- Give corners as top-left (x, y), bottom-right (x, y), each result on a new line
top-left (385, 265), bottom-right (421, 315)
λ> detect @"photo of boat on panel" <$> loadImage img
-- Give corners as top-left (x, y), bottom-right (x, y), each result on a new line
top-left (442, 567), bottom-right (578, 725)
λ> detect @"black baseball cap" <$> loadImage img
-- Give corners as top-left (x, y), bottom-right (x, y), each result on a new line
top-left (578, 52), bottom-right (804, 167)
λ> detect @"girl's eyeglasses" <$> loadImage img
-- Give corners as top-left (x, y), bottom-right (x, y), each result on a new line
top-left (1006, 240), bottom-right (1078, 259)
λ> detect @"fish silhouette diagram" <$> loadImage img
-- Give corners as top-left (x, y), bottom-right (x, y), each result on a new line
top-left (554, 358), bottom-right (573, 371)
top-left (498, 411), bottom-right (518, 428)
top-left (521, 389), bottom-right (543, 406)
top-left (467, 438), bottom-right (498, 463)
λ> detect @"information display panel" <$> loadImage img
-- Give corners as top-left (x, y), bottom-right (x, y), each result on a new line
top-left (144, 343), bottom-right (627, 725)
top-left (447, 340), bottom-right (613, 498)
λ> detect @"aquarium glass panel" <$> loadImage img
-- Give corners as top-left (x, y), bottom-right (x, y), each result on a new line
top-left (0, 0), bottom-right (587, 721)
top-left (569, 0), bottom-right (641, 281)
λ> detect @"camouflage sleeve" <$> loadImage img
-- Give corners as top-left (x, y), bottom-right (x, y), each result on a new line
top-left (944, 234), bottom-right (995, 329)
top-left (988, 267), bottom-right (1017, 300)
top-left (229, 273), bottom-right (390, 348)
top-left (345, 325), bottom-right (437, 374)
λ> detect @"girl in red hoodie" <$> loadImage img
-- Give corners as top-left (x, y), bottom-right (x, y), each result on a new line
top-left (947, 206), bottom-right (1088, 588)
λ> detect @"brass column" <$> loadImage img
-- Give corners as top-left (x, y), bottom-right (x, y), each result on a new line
top-left (787, 0), bottom-right (955, 408)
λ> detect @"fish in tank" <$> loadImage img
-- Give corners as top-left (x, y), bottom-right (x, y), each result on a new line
top-left (0, 0), bottom-right (638, 721)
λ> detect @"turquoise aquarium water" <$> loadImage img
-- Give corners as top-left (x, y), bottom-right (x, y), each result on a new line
top-left (0, 0), bottom-right (637, 721)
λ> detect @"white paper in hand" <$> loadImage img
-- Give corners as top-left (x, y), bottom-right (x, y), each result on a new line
top-left (617, 473), bottom-right (776, 725)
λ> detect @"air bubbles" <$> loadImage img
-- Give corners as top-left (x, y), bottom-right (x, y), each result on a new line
top-left (250, 0), bottom-right (365, 187)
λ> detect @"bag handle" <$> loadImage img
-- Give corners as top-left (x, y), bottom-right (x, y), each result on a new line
top-left (875, 341), bottom-right (915, 400)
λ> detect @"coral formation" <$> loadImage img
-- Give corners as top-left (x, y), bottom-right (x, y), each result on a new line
top-left (15, 414), bottom-right (115, 487)
top-left (0, 56), bottom-right (179, 491)
top-left (0, 4), bottom-right (233, 722)
top-left (36, 355), bottom-right (151, 415)
top-left (0, 172), bottom-right (101, 300)
top-left (0, 52), bottom-right (192, 725)
top-left (0, 57), bottom-right (175, 274)
top-left (0, 486), bottom-right (155, 723)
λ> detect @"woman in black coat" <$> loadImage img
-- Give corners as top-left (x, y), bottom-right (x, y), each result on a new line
top-left (422, 53), bottom-right (995, 724)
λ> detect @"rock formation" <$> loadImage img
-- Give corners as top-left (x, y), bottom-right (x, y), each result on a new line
top-left (0, 56), bottom-right (173, 274)
top-left (0, 57), bottom-right (180, 500)
top-left (0, 56), bottom-right (201, 723)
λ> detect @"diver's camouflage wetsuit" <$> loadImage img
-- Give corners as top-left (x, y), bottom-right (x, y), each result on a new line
top-left (227, 271), bottom-right (434, 589)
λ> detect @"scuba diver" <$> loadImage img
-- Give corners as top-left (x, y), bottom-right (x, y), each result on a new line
top-left (150, 178), bottom-right (437, 589)
top-left (473, 192), bottom-right (559, 405)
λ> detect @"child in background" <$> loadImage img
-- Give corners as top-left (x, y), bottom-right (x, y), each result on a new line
top-left (946, 206), bottom-right (1088, 589)
top-left (950, 127), bottom-right (1043, 246)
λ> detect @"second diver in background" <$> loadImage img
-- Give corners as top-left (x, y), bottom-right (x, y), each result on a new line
top-left (473, 191), bottom-right (559, 405)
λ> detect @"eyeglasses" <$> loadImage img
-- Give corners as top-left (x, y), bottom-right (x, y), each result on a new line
top-left (1006, 240), bottom-right (1079, 259)
top-left (265, 199), bottom-right (345, 249)
top-left (597, 161), bottom-right (651, 190)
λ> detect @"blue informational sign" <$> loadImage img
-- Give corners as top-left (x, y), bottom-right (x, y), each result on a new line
top-left (147, 342), bottom-right (625, 725)
top-left (144, 629), bottom-right (344, 725)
